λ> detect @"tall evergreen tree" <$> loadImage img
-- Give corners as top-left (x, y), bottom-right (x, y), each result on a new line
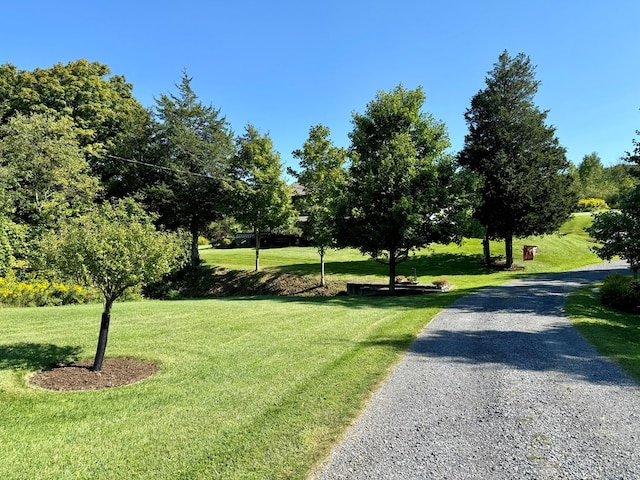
top-left (459, 51), bottom-right (575, 268)
top-left (146, 72), bottom-right (235, 266)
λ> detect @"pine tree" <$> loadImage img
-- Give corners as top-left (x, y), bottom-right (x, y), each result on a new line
top-left (459, 51), bottom-right (575, 268)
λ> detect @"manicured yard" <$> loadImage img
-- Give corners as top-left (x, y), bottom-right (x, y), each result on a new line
top-left (200, 212), bottom-right (602, 291)
top-left (1, 296), bottom-right (448, 479)
top-left (1, 212), bottom-right (624, 479)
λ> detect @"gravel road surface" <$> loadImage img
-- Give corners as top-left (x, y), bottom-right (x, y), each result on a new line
top-left (311, 261), bottom-right (640, 479)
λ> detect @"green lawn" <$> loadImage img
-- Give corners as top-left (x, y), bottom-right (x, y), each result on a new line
top-left (566, 284), bottom-right (640, 382)
top-left (200, 212), bottom-right (601, 291)
top-left (0, 212), bottom-right (619, 480)
top-left (1, 296), bottom-right (449, 480)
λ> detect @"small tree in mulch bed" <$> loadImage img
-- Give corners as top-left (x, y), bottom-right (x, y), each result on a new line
top-left (39, 199), bottom-right (185, 371)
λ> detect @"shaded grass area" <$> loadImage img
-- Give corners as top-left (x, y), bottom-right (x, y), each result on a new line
top-left (199, 212), bottom-right (602, 295)
top-left (566, 284), bottom-right (640, 382)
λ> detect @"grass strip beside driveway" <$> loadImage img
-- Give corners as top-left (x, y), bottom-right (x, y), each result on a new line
top-left (566, 284), bottom-right (640, 383)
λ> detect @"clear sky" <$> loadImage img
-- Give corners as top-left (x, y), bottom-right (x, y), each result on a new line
top-left (2, 0), bottom-right (639, 175)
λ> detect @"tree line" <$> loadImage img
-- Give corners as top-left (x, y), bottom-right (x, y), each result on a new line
top-left (2, 52), bottom-right (639, 368)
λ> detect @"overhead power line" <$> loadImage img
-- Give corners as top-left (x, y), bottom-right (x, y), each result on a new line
top-left (104, 154), bottom-right (215, 179)
top-left (103, 154), bottom-right (289, 189)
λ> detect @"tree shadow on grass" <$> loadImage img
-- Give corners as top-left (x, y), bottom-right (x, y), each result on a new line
top-left (279, 252), bottom-right (492, 278)
top-left (0, 343), bottom-right (82, 371)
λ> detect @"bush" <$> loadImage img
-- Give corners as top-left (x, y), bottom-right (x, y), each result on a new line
top-left (600, 274), bottom-right (640, 313)
top-left (0, 270), bottom-right (100, 307)
top-left (577, 198), bottom-right (609, 212)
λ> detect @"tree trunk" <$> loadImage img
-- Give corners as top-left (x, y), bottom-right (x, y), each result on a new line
top-left (92, 297), bottom-right (114, 372)
top-left (190, 225), bottom-right (200, 267)
top-left (483, 233), bottom-right (491, 265)
top-left (505, 235), bottom-right (513, 269)
top-left (388, 249), bottom-right (396, 293)
top-left (319, 248), bottom-right (326, 287)
top-left (254, 227), bottom-right (260, 272)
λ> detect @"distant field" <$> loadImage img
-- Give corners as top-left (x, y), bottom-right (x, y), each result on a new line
top-left (0, 213), bottom-right (613, 480)
top-left (200, 212), bottom-right (601, 292)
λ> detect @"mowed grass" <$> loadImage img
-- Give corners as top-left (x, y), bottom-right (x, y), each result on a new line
top-left (0, 212), bottom-right (615, 479)
top-left (0, 296), bottom-right (447, 480)
top-left (200, 212), bottom-right (602, 291)
top-left (566, 285), bottom-right (640, 382)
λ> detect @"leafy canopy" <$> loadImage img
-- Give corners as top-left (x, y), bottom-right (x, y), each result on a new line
top-left (40, 198), bottom-right (186, 303)
top-left (291, 124), bottom-right (347, 252)
top-left (290, 124), bottom-right (347, 285)
top-left (0, 112), bottom-right (99, 228)
top-left (231, 124), bottom-right (296, 270)
top-left (340, 84), bottom-right (474, 286)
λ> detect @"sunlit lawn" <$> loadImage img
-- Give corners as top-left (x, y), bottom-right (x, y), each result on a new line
top-left (566, 284), bottom-right (640, 382)
top-left (200, 212), bottom-right (602, 291)
top-left (1, 212), bottom-right (621, 479)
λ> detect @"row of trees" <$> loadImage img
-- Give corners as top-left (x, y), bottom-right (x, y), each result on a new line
top-left (572, 152), bottom-right (636, 207)
top-left (0, 62), bottom-right (297, 370)
top-left (1, 53), bottom-right (595, 290)
top-left (291, 52), bottom-right (577, 282)
top-left (3, 51), bottom-right (633, 367)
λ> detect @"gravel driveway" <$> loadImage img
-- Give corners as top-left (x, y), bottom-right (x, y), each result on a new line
top-left (311, 261), bottom-right (640, 479)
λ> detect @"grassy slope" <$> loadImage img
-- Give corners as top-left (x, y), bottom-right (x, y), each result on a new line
top-left (0, 213), bottom-right (612, 480)
top-left (200, 212), bottom-right (601, 291)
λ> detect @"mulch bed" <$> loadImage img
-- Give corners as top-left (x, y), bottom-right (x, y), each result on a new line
top-left (28, 358), bottom-right (159, 391)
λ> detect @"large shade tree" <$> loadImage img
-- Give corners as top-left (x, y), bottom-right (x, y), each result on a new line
top-left (0, 59), bottom-right (151, 192)
top-left (290, 124), bottom-right (347, 286)
top-left (39, 199), bottom-right (185, 371)
top-left (0, 112), bottom-right (99, 228)
top-left (339, 84), bottom-right (475, 291)
top-left (145, 72), bottom-right (235, 266)
top-left (231, 124), bottom-right (297, 272)
top-left (0, 112), bottom-right (100, 265)
top-left (459, 51), bottom-right (575, 268)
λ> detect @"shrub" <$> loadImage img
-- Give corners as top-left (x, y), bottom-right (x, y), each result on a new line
top-left (600, 274), bottom-right (640, 313)
top-left (577, 198), bottom-right (609, 212)
top-left (0, 270), bottom-right (100, 307)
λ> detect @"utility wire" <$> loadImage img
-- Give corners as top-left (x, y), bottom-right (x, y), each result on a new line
top-left (103, 153), bottom-right (290, 189)
top-left (104, 154), bottom-right (215, 179)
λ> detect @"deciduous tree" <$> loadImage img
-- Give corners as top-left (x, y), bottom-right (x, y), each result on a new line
top-left (0, 59), bottom-right (151, 191)
top-left (0, 112), bottom-right (99, 241)
top-left (587, 188), bottom-right (640, 278)
top-left (459, 51), bottom-right (575, 268)
top-left (340, 85), bottom-right (475, 291)
top-left (290, 124), bottom-right (347, 286)
top-left (231, 124), bottom-right (296, 271)
top-left (39, 199), bottom-right (185, 371)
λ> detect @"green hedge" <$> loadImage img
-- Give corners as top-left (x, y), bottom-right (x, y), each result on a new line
top-left (600, 274), bottom-right (640, 313)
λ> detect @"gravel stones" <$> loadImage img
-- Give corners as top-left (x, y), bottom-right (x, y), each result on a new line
top-left (311, 261), bottom-right (639, 479)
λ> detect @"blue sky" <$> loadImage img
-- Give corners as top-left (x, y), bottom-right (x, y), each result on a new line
top-left (2, 0), bottom-right (639, 175)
